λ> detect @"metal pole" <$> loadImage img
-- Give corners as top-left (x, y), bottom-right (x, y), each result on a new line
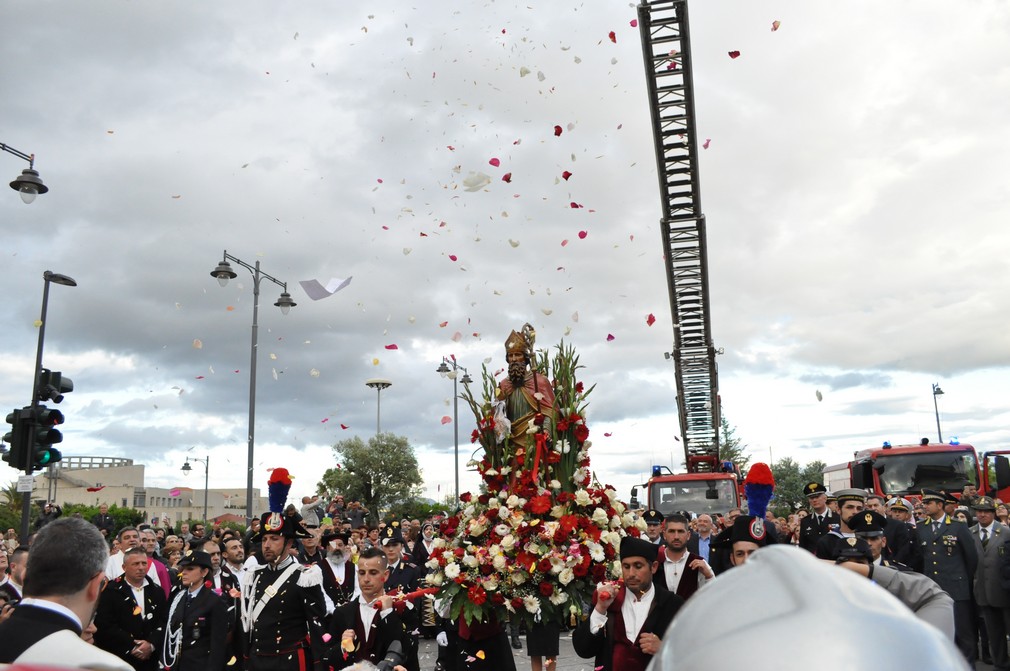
top-left (377, 388), bottom-right (383, 435)
top-left (246, 263), bottom-right (261, 525)
top-left (453, 373), bottom-right (459, 506)
top-left (933, 388), bottom-right (943, 444)
top-left (204, 455), bottom-right (209, 525)
top-left (22, 276), bottom-right (53, 539)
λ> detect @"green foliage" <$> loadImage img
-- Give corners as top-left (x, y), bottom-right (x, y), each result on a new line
top-left (317, 433), bottom-right (423, 524)
top-left (387, 498), bottom-right (445, 523)
top-left (719, 414), bottom-right (751, 472)
top-left (62, 503), bottom-right (144, 533)
top-left (770, 458), bottom-right (827, 517)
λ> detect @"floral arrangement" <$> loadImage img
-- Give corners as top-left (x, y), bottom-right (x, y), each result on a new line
top-left (430, 338), bottom-right (645, 628)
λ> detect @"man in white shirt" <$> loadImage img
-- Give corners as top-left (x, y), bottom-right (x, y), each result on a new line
top-left (573, 537), bottom-right (684, 671)
top-left (655, 514), bottom-right (712, 601)
top-left (105, 526), bottom-right (142, 579)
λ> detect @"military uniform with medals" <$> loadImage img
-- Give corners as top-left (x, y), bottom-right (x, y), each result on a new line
top-left (798, 482), bottom-right (839, 554)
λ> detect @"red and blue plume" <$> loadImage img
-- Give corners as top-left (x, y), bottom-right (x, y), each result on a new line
top-left (267, 468), bottom-right (293, 514)
top-left (744, 462), bottom-right (775, 520)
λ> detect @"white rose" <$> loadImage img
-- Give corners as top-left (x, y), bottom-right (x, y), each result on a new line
top-left (558, 568), bottom-right (575, 586)
top-left (426, 558), bottom-right (439, 570)
top-left (498, 506), bottom-right (510, 520)
top-left (511, 571), bottom-right (527, 585)
top-left (549, 479), bottom-right (562, 490)
top-left (495, 523), bottom-right (510, 537)
top-left (592, 508), bottom-right (609, 526)
top-left (506, 495), bottom-right (521, 508)
top-left (550, 505), bottom-right (567, 519)
top-left (574, 490), bottom-right (592, 506)
top-left (622, 512), bottom-right (636, 527)
top-left (610, 515), bottom-right (622, 529)
top-left (523, 595), bottom-right (541, 614)
top-left (428, 572), bottom-right (444, 586)
top-left (462, 554), bottom-right (479, 568)
top-left (444, 562), bottom-right (460, 579)
top-left (501, 534), bottom-right (516, 551)
top-left (433, 538), bottom-right (447, 549)
top-left (485, 469), bottom-right (498, 477)
top-left (549, 591), bottom-right (569, 605)
top-left (493, 554), bottom-right (508, 571)
top-left (484, 577), bottom-right (499, 591)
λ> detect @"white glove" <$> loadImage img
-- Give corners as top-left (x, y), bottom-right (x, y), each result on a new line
top-left (436, 631), bottom-right (448, 647)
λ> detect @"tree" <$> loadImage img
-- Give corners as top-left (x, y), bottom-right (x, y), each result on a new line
top-left (719, 414), bottom-right (751, 472)
top-left (769, 457), bottom-right (827, 517)
top-left (317, 433), bottom-right (423, 524)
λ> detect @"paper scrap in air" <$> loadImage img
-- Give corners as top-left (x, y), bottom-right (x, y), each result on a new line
top-left (299, 277), bottom-right (353, 301)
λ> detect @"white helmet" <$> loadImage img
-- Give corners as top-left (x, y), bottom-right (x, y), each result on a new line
top-left (648, 545), bottom-right (968, 671)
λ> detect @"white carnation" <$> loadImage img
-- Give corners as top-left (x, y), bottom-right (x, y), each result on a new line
top-left (498, 506), bottom-right (510, 520)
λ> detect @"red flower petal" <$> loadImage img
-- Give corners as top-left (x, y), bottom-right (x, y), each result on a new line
top-left (561, 239), bottom-right (569, 247)
top-left (385, 344), bottom-right (399, 350)
top-left (195, 375), bottom-right (205, 380)
top-left (646, 313), bottom-right (656, 326)
top-left (608, 31), bottom-right (617, 43)
top-left (340, 424), bottom-right (349, 430)
top-left (630, 19), bottom-right (638, 28)
top-left (321, 418), bottom-right (329, 423)
top-left (447, 145), bottom-right (455, 151)
top-left (702, 138), bottom-right (711, 150)
top-left (439, 321), bottom-right (449, 327)
top-left (377, 178), bottom-right (383, 183)
top-left (771, 20), bottom-right (781, 32)
top-left (578, 230), bottom-right (587, 239)
top-left (441, 416), bottom-right (452, 425)
top-left (606, 334), bottom-right (615, 341)
top-left (553, 125), bottom-right (563, 137)
top-left (449, 254), bottom-right (458, 261)
top-left (604, 432), bottom-right (613, 437)
top-left (570, 202), bottom-right (583, 209)
top-left (728, 50), bottom-right (741, 59)
top-left (561, 170), bottom-right (572, 180)
top-left (489, 157), bottom-right (500, 167)
top-left (501, 172), bottom-right (512, 183)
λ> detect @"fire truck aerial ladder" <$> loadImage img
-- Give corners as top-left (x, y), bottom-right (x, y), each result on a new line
top-left (637, 0), bottom-right (721, 473)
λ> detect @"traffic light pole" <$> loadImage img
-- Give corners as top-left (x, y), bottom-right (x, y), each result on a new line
top-left (20, 271), bottom-right (76, 541)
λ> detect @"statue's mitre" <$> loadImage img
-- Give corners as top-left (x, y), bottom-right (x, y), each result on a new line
top-left (505, 329), bottom-right (526, 354)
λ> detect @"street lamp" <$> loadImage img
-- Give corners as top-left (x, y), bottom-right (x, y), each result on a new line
top-left (1, 142), bottom-right (49, 204)
top-left (20, 271), bottom-right (76, 539)
top-left (181, 455), bottom-right (210, 525)
top-left (932, 383), bottom-right (944, 443)
top-left (209, 250), bottom-right (295, 524)
top-left (436, 358), bottom-right (472, 506)
top-left (365, 379), bottom-right (392, 435)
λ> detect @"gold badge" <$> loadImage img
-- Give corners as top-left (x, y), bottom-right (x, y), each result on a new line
top-left (846, 537), bottom-right (857, 546)
top-left (864, 513), bottom-right (873, 524)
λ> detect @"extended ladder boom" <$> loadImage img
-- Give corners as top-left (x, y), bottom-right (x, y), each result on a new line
top-left (637, 0), bottom-right (721, 472)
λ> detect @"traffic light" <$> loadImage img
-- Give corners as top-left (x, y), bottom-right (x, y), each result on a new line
top-left (29, 405), bottom-right (64, 471)
top-left (2, 407), bottom-right (32, 472)
top-left (38, 368), bottom-right (73, 404)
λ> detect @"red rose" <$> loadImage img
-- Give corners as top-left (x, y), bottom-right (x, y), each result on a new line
top-left (468, 585), bottom-right (487, 606)
top-left (574, 424), bottom-right (590, 443)
top-left (511, 597), bottom-right (524, 610)
top-left (492, 592), bottom-right (506, 605)
top-left (573, 560), bottom-right (590, 577)
top-left (470, 429), bottom-right (480, 444)
top-left (538, 581), bottom-right (554, 597)
top-left (480, 564), bottom-right (494, 576)
top-left (537, 558), bottom-right (552, 573)
top-left (477, 494), bottom-right (490, 505)
top-left (591, 564), bottom-right (607, 581)
top-left (460, 492), bottom-right (472, 503)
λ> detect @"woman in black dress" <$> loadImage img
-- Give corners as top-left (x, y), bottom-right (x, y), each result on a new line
top-left (161, 551), bottom-right (227, 671)
top-left (526, 620), bottom-right (560, 671)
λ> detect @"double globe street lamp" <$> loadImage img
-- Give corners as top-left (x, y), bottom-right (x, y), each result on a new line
top-left (209, 251), bottom-right (295, 524)
top-left (436, 358), bottom-right (472, 506)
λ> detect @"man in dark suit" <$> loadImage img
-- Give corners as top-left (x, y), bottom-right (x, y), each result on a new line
top-left (970, 496), bottom-right (1010, 669)
top-left (324, 546), bottom-right (411, 670)
top-left (865, 494), bottom-right (915, 565)
top-left (0, 518), bottom-right (132, 669)
top-left (380, 524), bottom-right (420, 671)
top-left (798, 482), bottom-right (839, 553)
top-left (918, 488), bottom-right (979, 664)
top-left (0, 545), bottom-right (27, 604)
top-left (574, 536), bottom-right (683, 671)
top-left (815, 489), bottom-right (866, 560)
top-left (162, 551), bottom-right (228, 671)
top-left (95, 547), bottom-right (167, 670)
top-left (92, 503), bottom-right (117, 540)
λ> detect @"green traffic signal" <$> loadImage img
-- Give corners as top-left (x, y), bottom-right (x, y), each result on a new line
top-left (30, 405), bottom-right (64, 471)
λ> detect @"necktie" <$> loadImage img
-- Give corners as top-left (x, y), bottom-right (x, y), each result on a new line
top-left (982, 528), bottom-right (989, 548)
top-left (932, 522), bottom-right (939, 534)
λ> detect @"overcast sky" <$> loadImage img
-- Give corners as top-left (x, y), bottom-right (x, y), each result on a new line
top-left (2, 1), bottom-right (1009, 510)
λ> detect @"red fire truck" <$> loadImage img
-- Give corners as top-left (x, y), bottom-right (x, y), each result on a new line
top-left (824, 440), bottom-right (1010, 502)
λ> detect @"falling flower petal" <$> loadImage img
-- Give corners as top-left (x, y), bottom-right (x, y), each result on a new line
top-left (570, 202), bottom-right (583, 209)
top-left (448, 255), bottom-right (458, 262)
top-left (462, 171), bottom-right (492, 192)
top-left (310, 368), bottom-right (321, 377)
top-left (372, 358), bottom-right (379, 365)
top-left (578, 231), bottom-right (587, 239)
top-left (541, 308), bottom-right (553, 315)
top-left (560, 239), bottom-right (569, 247)
top-left (508, 239), bottom-right (520, 248)
top-left (451, 332), bottom-right (463, 342)
top-left (321, 418), bottom-right (329, 423)
top-left (702, 138), bottom-right (711, 149)
top-left (403, 248), bottom-right (412, 255)
top-left (340, 424), bottom-right (349, 429)
top-left (630, 19), bottom-right (638, 27)
top-left (192, 339), bottom-right (203, 349)
top-left (606, 334), bottom-right (615, 341)
top-left (728, 50), bottom-right (741, 59)
top-left (519, 66), bottom-right (531, 77)
top-left (553, 125), bottom-right (563, 137)
top-left (561, 170), bottom-right (572, 180)
top-left (572, 311), bottom-right (579, 322)
top-left (604, 432), bottom-right (613, 437)
top-left (501, 172), bottom-right (512, 183)
top-left (816, 390), bottom-right (823, 402)
top-left (384, 344), bottom-right (399, 350)
top-left (441, 416), bottom-right (452, 425)
top-left (608, 31), bottom-right (617, 43)
top-left (537, 71), bottom-right (545, 82)
top-left (195, 375), bottom-right (205, 380)
top-left (226, 306), bottom-right (235, 311)
top-left (476, 651), bottom-right (486, 660)
top-left (489, 157), bottom-right (500, 167)
top-left (771, 20), bottom-right (781, 31)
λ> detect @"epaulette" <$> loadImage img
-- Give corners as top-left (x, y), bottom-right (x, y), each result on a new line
top-left (297, 563), bottom-right (323, 588)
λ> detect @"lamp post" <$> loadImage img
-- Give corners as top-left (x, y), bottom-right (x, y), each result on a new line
top-left (182, 455), bottom-right (210, 524)
top-left (932, 383), bottom-right (944, 443)
top-left (20, 271), bottom-right (76, 539)
top-left (1, 142), bottom-right (49, 203)
top-left (365, 379), bottom-right (392, 435)
top-left (435, 358), bottom-right (472, 506)
top-left (209, 251), bottom-right (296, 524)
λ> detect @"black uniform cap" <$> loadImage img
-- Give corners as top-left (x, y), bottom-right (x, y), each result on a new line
top-left (834, 537), bottom-right (873, 564)
top-left (849, 510), bottom-right (887, 538)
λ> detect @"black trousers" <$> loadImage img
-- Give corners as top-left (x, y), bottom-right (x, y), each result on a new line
top-left (981, 605), bottom-right (1010, 671)
top-left (954, 599), bottom-right (978, 663)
